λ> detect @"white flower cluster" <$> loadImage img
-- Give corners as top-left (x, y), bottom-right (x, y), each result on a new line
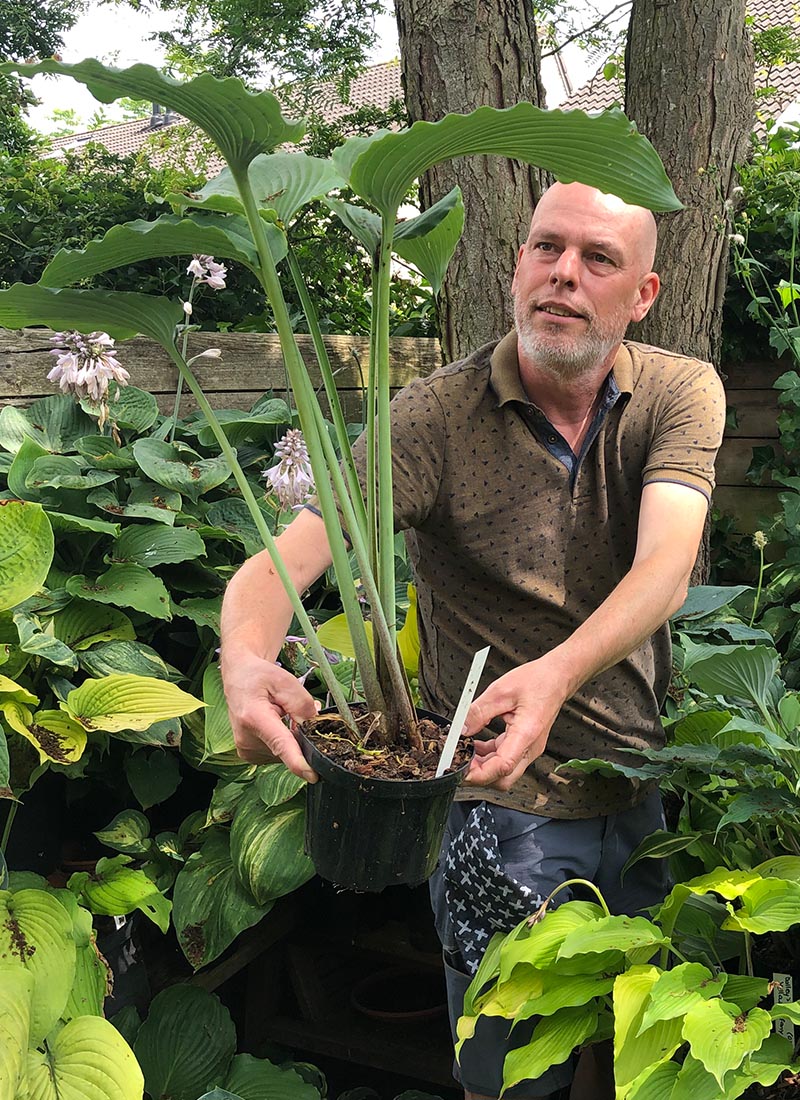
top-left (262, 429), bottom-right (315, 510)
top-left (186, 254), bottom-right (227, 290)
top-left (48, 331), bottom-right (130, 403)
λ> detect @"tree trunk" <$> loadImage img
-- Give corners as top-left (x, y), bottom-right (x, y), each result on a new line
top-left (624, 0), bottom-right (753, 367)
top-left (624, 0), bottom-right (753, 581)
top-left (394, 0), bottom-right (548, 364)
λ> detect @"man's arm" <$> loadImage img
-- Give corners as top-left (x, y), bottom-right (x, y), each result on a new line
top-left (463, 481), bottom-right (708, 791)
top-left (220, 508), bottom-right (333, 781)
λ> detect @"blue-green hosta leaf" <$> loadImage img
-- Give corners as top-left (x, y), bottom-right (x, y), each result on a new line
top-left (89, 481), bottom-right (183, 525)
top-left (68, 855), bottom-right (171, 931)
top-left (0, 395), bottom-right (95, 456)
top-left (64, 673), bottom-right (203, 732)
top-left (78, 640), bottom-right (171, 681)
top-left (722, 877), bottom-right (800, 934)
top-left (223, 1053), bottom-right (321, 1100)
top-left (0, 887), bottom-right (75, 1045)
top-left (502, 1003), bottom-right (600, 1091)
top-left (53, 600), bottom-right (136, 650)
top-left (0, 964), bottom-right (32, 1098)
top-left (7, 437), bottom-right (50, 502)
top-left (5, 59), bottom-right (305, 170)
top-left (682, 998), bottom-right (772, 1086)
top-left (94, 809), bottom-right (152, 856)
top-left (638, 963), bottom-right (725, 1032)
top-left (75, 435), bottom-right (137, 471)
top-left (681, 643), bottom-right (780, 713)
top-left (173, 829), bottom-right (272, 970)
top-left (613, 966), bottom-right (684, 1091)
top-left (203, 498), bottom-right (266, 556)
top-left (109, 523), bottom-right (206, 567)
top-left (66, 564), bottom-right (172, 620)
top-left (132, 438), bottom-right (231, 502)
top-left (92, 385), bottom-right (159, 434)
top-left (173, 596), bottom-right (222, 634)
top-left (334, 104), bottom-right (682, 218)
top-left (47, 511), bottom-right (121, 537)
top-left (0, 501), bottom-right (54, 612)
top-left (41, 213), bottom-right (262, 287)
top-left (392, 187), bottom-right (465, 295)
top-left (134, 984), bottom-right (237, 1100)
top-left (25, 1013), bottom-right (144, 1100)
top-left (194, 402), bottom-right (291, 448)
top-left (0, 284), bottom-right (184, 349)
top-left (716, 788), bottom-right (800, 834)
top-left (171, 150), bottom-right (342, 223)
top-left (255, 763), bottom-right (306, 808)
top-left (672, 585), bottom-right (753, 621)
top-left (202, 664), bottom-right (235, 758)
top-left (125, 748), bottom-right (181, 809)
top-left (230, 786), bottom-right (314, 905)
top-left (25, 456), bottom-right (118, 492)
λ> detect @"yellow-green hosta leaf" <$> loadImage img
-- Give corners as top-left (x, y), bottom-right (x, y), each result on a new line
top-left (771, 1000), bottom-right (800, 1024)
top-left (0, 700), bottom-right (33, 741)
top-left (722, 877), bottom-right (800, 934)
top-left (0, 964), bottom-right (33, 1100)
top-left (498, 901), bottom-right (605, 981)
top-left (0, 501), bottom-right (54, 613)
top-left (624, 1059), bottom-right (680, 1100)
top-left (557, 914), bottom-right (668, 963)
top-left (68, 855), bottom-right (171, 932)
top-left (682, 998), bottom-right (772, 1086)
top-left (0, 889), bottom-right (75, 1046)
top-left (514, 971), bottom-right (616, 1024)
top-left (637, 963), bottom-right (725, 1033)
top-left (316, 613), bottom-right (373, 659)
top-left (52, 600), bottom-right (136, 650)
top-left (614, 966), bottom-right (683, 1091)
top-left (63, 913), bottom-right (108, 1021)
top-left (202, 664), bottom-right (236, 758)
top-left (502, 1003), bottom-right (600, 1091)
top-left (755, 856), bottom-right (800, 881)
top-left (64, 673), bottom-right (204, 732)
top-left (397, 583), bottom-right (420, 676)
top-left (24, 1014), bottom-right (144, 1100)
top-left (15, 710), bottom-right (87, 765)
top-left (0, 675), bottom-right (37, 706)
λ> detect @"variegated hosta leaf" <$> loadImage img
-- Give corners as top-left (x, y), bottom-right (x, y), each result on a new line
top-left (0, 888), bottom-right (76, 1046)
top-left (134, 985), bottom-right (236, 1100)
top-left (64, 673), bottom-right (204, 733)
top-left (0, 501), bottom-right (54, 613)
top-left (67, 856), bottom-right (171, 932)
top-left (202, 664), bottom-right (236, 758)
top-left (254, 763), bottom-right (306, 808)
top-left (16, 709), bottom-right (88, 765)
top-left (24, 1014), bottom-right (144, 1100)
top-left (94, 809), bottom-right (153, 856)
top-left (230, 787), bottom-right (314, 905)
top-left (53, 601), bottom-right (137, 651)
top-left (0, 964), bottom-right (33, 1100)
top-left (173, 829), bottom-right (272, 970)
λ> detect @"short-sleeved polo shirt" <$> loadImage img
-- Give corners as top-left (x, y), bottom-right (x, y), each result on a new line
top-left (379, 332), bottom-right (726, 819)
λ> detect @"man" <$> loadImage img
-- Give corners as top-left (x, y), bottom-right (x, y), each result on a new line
top-left (220, 182), bottom-right (726, 1099)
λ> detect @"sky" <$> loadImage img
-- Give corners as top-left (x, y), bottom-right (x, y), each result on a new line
top-left (25, 1), bottom-right (618, 134)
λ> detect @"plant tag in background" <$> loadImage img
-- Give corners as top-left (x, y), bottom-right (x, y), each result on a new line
top-left (773, 972), bottom-right (795, 1044)
top-left (436, 645), bottom-right (490, 778)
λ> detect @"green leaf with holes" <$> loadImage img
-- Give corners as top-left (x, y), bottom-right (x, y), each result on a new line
top-left (0, 501), bottom-right (54, 612)
top-left (109, 524), bottom-right (206, 567)
top-left (66, 565), bottom-right (172, 620)
top-left (133, 439), bottom-right (231, 502)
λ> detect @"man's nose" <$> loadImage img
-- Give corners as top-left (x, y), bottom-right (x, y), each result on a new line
top-left (550, 248), bottom-right (579, 288)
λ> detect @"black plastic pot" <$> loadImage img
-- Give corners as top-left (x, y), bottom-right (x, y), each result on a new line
top-left (299, 709), bottom-right (469, 892)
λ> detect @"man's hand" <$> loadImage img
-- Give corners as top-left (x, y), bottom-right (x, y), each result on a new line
top-left (462, 660), bottom-right (568, 790)
top-left (222, 651), bottom-right (320, 783)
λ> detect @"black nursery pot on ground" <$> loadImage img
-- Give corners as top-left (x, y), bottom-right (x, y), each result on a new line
top-left (299, 710), bottom-right (470, 892)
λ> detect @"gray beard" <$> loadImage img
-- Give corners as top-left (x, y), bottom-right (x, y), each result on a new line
top-left (515, 300), bottom-right (630, 381)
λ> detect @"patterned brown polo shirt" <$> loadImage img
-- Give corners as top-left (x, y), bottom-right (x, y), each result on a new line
top-left (378, 331), bottom-right (726, 818)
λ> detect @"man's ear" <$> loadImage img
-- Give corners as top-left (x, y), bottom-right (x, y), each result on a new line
top-left (631, 272), bottom-right (660, 322)
top-left (510, 244), bottom-right (525, 296)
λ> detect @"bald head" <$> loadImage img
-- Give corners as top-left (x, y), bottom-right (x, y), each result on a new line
top-left (530, 182), bottom-right (658, 276)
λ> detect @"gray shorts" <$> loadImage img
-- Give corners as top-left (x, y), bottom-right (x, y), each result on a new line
top-left (429, 790), bottom-right (670, 1099)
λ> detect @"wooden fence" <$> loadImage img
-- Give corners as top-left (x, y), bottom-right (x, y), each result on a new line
top-left (0, 328), bottom-right (786, 533)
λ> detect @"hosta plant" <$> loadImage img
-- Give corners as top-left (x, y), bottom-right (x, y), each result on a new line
top-left (459, 863), bottom-right (800, 1099)
top-left (0, 56), bottom-right (682, 757)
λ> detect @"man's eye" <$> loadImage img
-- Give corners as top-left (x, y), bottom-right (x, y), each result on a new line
top-left (591, 253), bottom-right (614, 265)
top-left (535, 242), bottom-right (555, 252)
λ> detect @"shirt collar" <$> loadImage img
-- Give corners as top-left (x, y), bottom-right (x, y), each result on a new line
top-left (490, 331), bottom-right (634, 406)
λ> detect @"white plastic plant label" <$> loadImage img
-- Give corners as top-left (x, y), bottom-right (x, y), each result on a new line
top-left (773, 972), bottom-right (794, 1044)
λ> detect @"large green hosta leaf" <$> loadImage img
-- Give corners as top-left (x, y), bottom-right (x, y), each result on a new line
top-left (66, 565), bottom-right (172, 620)
top-left (0, 396), bottom-right (95, 456)
top-left (53, 601), bottom-right (136, 650)
top-left (0, 284), bottom-right (184, 349)
top-left (230, 787), bottom-right (314, 904)
top-left (110, 524), bottom-right (206, 568)
top-left (0, 888), bottom-right (75, 1046)
top-left (41, 214), bottom-right (264, 287)
top-left (25, 456), bottom-right (117, 493)
top-left (65, 673), bottom-right (203, 732)
top-left (134, 985), bottom-right (236, 1100)
top-left (125, 749), bottom-right (181, 809)
top-left (0, 501), bottom-right (54, 612)
top-left (78, 640), bottom-right (171, 681)
top-left (173, 829), bottom-right (272, 970)
top-left (169, 151), bottom-right (343, 223)
top-left (132, 439), bottom-right (231, 502)
top-left (223, 1053), bottom-right (320, 1100)
top-left (334, 104), bottom-right (682, 217)
top-left (68, 855), bottom-right (171, 932)
top-left (4, 59), bottom-right (304, 170)
top-left (682, 643), bottom-right (780, 714)
top-left (202, 664), bottom-right (236, 758)
top-left (0, 964), bottom-right (32, 1100)
top-left (24, 1014), bottom-right (144, 1100)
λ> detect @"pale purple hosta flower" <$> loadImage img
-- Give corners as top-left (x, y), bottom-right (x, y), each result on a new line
top-left (187, 254), bottom-right (227, 290)
top-left (48, 331), bottom-right (129, 405)
top-left (262, 429), bottom-right (315, 510)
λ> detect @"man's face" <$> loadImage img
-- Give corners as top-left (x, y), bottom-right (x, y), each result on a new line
top-left (512, 184), bottom-right (659, 380)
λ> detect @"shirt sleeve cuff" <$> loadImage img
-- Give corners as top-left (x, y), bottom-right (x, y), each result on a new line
top-left (642, 472), bottom-right (712, 502)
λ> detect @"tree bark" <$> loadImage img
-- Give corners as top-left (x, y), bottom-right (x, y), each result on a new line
top-left (395, 0), bottom-right (548, 364)
top-left (624, 0), bottom-right (753, 581)
top-left (624, 0), bottom-right (753, 367)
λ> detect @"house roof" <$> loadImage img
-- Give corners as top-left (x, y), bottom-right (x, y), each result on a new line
top-left (560, 0), bottom-right (800, 132)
